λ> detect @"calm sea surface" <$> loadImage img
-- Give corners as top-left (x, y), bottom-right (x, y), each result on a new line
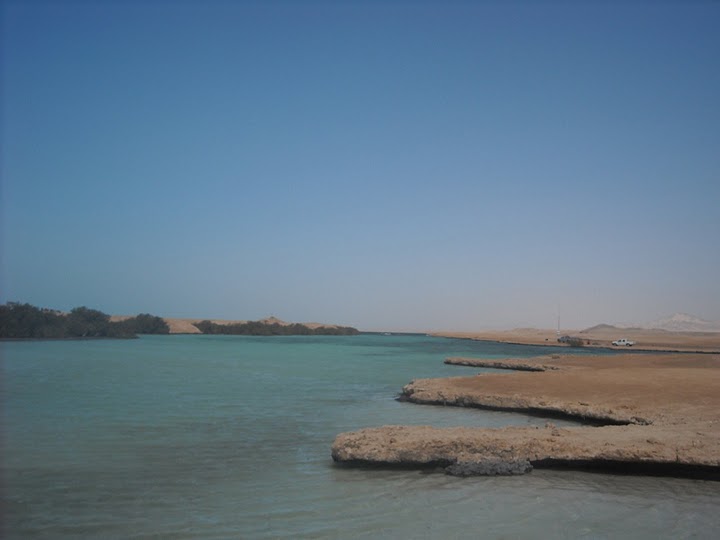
top-left (2, 334), bottom-right (718, 539)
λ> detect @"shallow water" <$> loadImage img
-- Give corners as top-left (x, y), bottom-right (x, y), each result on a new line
top-left (2, 334), bottom-right (718, 538)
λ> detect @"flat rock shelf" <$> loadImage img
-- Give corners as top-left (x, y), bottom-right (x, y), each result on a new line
top-left (332, 353), bottom-right (720, 478)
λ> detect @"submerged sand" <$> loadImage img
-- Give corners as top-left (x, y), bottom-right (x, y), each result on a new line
top-left (332, 353), bottom-right (720, 477)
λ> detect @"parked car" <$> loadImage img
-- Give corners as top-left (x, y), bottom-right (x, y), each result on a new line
top-left (612, 338), bottom-right (635, 346)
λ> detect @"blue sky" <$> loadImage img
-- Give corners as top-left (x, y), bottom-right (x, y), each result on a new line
top-left (2, 1), bottom-right (719, 331)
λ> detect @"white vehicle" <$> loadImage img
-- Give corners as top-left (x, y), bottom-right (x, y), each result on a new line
top-left (612, 338), bottom-right (635, 347)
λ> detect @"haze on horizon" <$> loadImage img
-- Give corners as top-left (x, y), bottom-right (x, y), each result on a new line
top-left (2, 1), bottom-right (719, 332)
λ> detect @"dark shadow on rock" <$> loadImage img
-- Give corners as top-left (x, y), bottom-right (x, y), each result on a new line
top-left (445, 459), bottom-right (533, 477)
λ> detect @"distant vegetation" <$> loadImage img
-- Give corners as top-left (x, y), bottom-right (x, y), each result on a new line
top-left (0, 302), bottom-right (169, 339)
top-left (194, 320), bottom-right (359, 336)
top-left (120, 313), bottom-right (170, 335)
top-left (558, 335), bottom-right (585, 347)
top-left (0, 302), bottom-right (358, 339)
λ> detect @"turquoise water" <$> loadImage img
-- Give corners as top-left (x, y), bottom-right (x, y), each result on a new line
top-left (2, 334), bottom-right (718, 539)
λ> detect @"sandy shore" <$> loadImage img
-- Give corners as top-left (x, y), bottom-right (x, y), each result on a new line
top-left (433, 327), bottom-right (720, 353)
top-left (332, 353), bottom-right (720, 477)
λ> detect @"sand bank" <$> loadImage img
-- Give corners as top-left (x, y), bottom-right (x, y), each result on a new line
top-left (332, 353), bottom-right (720, 477)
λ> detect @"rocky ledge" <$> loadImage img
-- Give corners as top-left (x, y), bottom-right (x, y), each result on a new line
top-left (399, 375), bottom-right (646, 425)
top-left (445, 356), bottom-right (558, 371)
top-left (331, 423), bottom-right (719, 477)
top-left (332, 354), bottom-right (720, 478)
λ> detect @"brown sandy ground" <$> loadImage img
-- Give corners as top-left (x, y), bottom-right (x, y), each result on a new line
top-left (434, 327), bottom-right (720, 353)
top-left (332, 353), bottom-right (720, 476)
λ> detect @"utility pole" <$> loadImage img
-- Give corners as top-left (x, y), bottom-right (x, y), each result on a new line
top-left (557, 306), bottom-right (561, 338)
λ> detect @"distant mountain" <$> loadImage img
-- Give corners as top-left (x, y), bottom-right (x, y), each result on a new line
top-left (642, 313), bottom-right (720, 333)
top-left (580, 314), bottom-right (720, 334)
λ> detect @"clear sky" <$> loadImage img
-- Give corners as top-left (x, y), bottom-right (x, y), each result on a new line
top-left (2, 0), bottom-right (719, 331)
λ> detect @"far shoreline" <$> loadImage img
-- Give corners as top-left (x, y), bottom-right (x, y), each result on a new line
top-left (433, 333), bottom-right (720, 355)
top-left (431, 327), bottom-right (720, 354)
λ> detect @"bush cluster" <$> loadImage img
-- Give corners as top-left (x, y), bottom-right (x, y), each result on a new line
top-left (194, 320), bottom-right (359, 336)
top-left (0, 303), bottom-right (169, 339)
